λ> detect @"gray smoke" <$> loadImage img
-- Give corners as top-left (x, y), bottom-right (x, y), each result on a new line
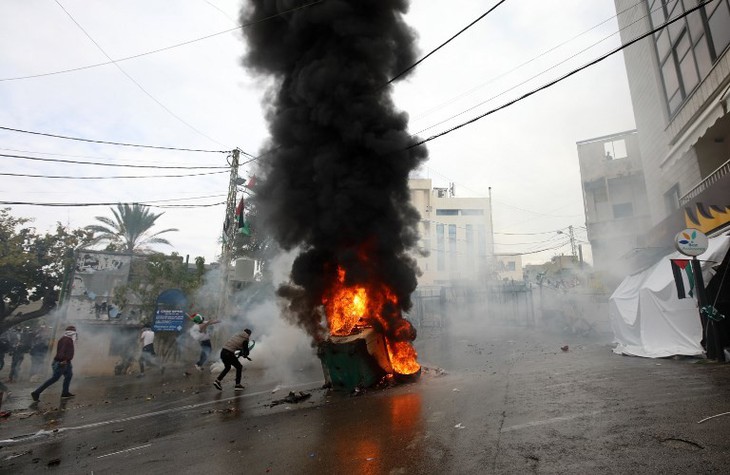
top-left (240, 0), bottom-right (428, 344)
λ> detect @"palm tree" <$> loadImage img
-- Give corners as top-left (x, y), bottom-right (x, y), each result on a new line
top-left (85, 203), bottom-right (178, 253)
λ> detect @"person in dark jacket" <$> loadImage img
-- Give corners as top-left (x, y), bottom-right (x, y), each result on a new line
top-left (31, 325), bottom-right (77, 401)
top-left (213, 328), bottom-right (252, 391)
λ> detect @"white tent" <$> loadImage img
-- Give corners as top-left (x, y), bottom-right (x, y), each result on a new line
top-left (609, 234), bottom-right (730, 358)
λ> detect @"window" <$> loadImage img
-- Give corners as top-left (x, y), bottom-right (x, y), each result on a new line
top-left (448, 224), bottom-right (457, 270)
top-left (664, 184), bottom-right (681, 212)
top-left (435, 209), bottom-right (458, 216)
top-left (461, 209), bottom-right (485, 216)
top-left (613, 203), bottom-right (634, 218)
top-left (604, 139), bottom-right (628, 159)
top-left (650, 0), bottom-right (730, 115)
top-left (436, 224), bottom-right (445, 271)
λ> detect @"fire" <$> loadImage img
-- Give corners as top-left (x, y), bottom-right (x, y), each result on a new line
top-left (386, 340), bottom-right (420, 375)
top-left (322, 265), bottom-right (420, 376)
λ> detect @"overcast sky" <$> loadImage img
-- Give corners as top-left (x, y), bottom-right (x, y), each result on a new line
top-left (0, 0), bottom-right (636, 266)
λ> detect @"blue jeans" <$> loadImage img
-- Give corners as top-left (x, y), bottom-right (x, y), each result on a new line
top-left (196, 340), bottom-right (212, 367)
top-left (33, 361), bottom-right (73, 396)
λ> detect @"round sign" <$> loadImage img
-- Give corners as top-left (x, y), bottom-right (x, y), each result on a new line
top-left (674, 228), bottom-right (709, 256)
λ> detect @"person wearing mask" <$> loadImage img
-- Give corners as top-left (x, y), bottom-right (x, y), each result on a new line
top-left (188, 313), bottom-right (219, 372)
top-left (31, 325), bottom-right (77, 401)
top-left (213, 328), bottom-right (252, 391)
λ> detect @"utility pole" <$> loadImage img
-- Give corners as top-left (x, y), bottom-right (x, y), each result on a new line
top-left (217, 149), bottom-right (240, 319)
top-left (568, 225), bottom-right (577, 260)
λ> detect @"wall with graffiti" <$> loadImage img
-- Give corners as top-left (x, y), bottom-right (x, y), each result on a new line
top-left (66, 251), bottom-right (132, 322)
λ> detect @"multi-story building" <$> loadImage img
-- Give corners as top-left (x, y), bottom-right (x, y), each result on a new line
top-left (576, 130), bottom-right (652, 282)
top-left (409, 178), bottom-right (494, 285)
top-left (614, 0), bottom-right (730, 248)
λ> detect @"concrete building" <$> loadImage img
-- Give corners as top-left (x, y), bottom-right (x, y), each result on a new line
top-left (576, 130), bottom-right (651, 281)
top-left (614, 0), bottom-right (730, 249)
top-left (494, 254), bottom-right (524, 282)
top-left (409, 179), bottom-right (494, 285)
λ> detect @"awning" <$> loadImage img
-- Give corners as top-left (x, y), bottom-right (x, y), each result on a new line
top-left (661, 83), bottom-right (730, 168)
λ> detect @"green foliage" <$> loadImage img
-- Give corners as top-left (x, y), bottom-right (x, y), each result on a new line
top-left (0, 208), bottom-right (93, 333)
top-left (85, 203), bottom-right (178, 253)
top-left (115, 253), bottom-right (206, 319)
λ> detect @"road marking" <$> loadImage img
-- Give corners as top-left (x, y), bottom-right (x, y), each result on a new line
top-left (0, 380), bottom-right (321, 445)
top-left (97, 444), bottom-right (152, 459)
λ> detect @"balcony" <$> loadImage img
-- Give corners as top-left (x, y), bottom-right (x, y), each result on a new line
top-left (680, 158), bottom-right (730, 207)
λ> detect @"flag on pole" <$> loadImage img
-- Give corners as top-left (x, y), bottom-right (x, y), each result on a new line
top-left (245, 175), bottom-right (257, 190)
top-left (235, 197), bottom-right (251, 236)
top-left (670, 259), bottom-right (695, 299)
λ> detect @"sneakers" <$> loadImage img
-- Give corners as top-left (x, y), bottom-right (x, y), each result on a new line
top-left (137, 373), bottom-right (145, 378)
top-left (194, 365), bottom-right (203, 372)
top-left (61, 393), bottom-right (75, 399)
top-left (234, 384), bottom-right (245, 391)
top-left (213, 380), bottom-right (222, 391)
top-left (31, 391), bottom-right (39, 402)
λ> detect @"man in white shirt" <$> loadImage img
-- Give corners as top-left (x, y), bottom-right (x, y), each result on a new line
top-left (138, 324), bottom-right (163, 376)
top-left (188, 314), bottom-right (219, 371)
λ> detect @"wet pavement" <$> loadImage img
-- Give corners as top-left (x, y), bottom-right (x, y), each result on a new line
top-left (1, 322), bottom-right (729, 474)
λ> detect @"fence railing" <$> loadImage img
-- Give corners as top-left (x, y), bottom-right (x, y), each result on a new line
top-left (680, 158), bottom-right (730, 206)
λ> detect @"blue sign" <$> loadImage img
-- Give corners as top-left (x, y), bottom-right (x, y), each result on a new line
top-left (153, 309), bottom-right (187, 332)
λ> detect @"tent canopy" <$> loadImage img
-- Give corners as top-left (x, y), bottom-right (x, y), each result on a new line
top-left (609, 234), bottom-right (730, 358)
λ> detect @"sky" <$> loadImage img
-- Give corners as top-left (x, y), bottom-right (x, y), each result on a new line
top-left (0, 0), bottom-right (637, 267)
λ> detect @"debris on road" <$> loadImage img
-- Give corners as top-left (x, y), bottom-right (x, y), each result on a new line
top-left (561, 345), bottom-right (569, 352)
top-left (270, 391), bottom-right (311, 407)
top-left (698, 411), bottom-right (730, 424)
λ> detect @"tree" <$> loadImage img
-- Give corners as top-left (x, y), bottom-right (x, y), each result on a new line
top-left (0, 208), bottom-right (93, 334)
top-left (85, 203), bottom-right (178, 253)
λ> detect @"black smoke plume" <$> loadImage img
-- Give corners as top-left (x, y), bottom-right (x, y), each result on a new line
top-left (240, 0), bottom-right (428, 343)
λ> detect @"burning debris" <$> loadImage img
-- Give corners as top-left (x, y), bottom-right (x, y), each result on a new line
top-left (240, 0), bottom-right (427, 388)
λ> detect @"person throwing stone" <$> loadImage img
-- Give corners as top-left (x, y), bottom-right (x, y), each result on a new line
top-left (31, 325), bottom-right (77, 401)
top-left (213, 328), bottom-right (252, 391)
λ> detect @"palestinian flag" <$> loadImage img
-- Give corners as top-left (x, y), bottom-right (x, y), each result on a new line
top-left (235, 197), bottom-right (251, 236)
top-left (245, 175), bottom-right (257, 190)
top-left (670, 259), bottom-right (695, 299)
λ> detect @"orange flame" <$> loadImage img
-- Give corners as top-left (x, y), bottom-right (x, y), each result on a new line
top-left (322, 265), bottom-right (420, 375)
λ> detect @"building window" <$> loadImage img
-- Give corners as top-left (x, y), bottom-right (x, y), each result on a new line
top-left (613, 203), bottom-right (634, 218)
top-left (664, 184), bottom-right (681, 212)
top-left (466, 224), bottom-right (474, 270)
top-left (604, 139), bottom-right (628, 159)
top-left (436, 224), bottom-right (445, 271)
top-left (649, 0), bottom-right (730, 115)
top-left (461, 209), bottom-right (485, 216)
top-left (436, 209), bottom-right (458, 216)
top-left (448, 224), bottom-right (457, 270)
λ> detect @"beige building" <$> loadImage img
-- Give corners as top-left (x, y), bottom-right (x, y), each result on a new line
top-left (614, 0), bottom-right (730, 248)
top-left (494, 254), bottom-right (524, 282)
top-left (576, 130), bottom-right (651, 281)
top-left (409, 179), bottom-right (494, 285)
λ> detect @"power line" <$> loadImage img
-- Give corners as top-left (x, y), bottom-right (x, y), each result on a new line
top-left (0, 170), bottom-right (228, 179)
top-left (0, 0), bottom-right (324, 83)
top-left (0, 152), bottom-right (228, 169)
top-left (53, 0), bottom-right (226, 148)
top-left (382, 0), bottom-right (508, 88)
top-left (0, 199), bottom-right (226, 209)
top-left (407, 0), bottom-right (713, 150)
top-left (409, 0), bottom-right (646, 126)
top-left (0, 125), bottom-right (229, 153)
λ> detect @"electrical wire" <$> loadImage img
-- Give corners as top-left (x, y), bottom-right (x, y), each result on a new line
top-left (0, 125), bottom-right (229, 153)
top-left (0, 170), bottom-right (228, 179)
top-left (0, 199), bottom-right (226, 209)
top-left (409, 0), bottom-right (646, 125)
top-left (407, 0), bottom-right (713, 150)
top-left (0, 152), bottom-right (228, 169)
top-left (0, 0), bottom-right (324, 83)
top-left (381, 0), bottom-right (508, 88)
top-left (53, 0), bottom-right (226, 148)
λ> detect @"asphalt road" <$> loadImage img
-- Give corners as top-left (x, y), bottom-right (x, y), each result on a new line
top-left (1, 322), bottom-right (729, 474)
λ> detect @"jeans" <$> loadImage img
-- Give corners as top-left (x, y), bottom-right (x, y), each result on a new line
top-left (138, 344), bottom-right (158, 373)
top-left (196, 340), bottom-right (212, 367)
top-left (33, 360), bottom-right (73, 396)
top-left (216, 349), bottom-right (243, 384)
